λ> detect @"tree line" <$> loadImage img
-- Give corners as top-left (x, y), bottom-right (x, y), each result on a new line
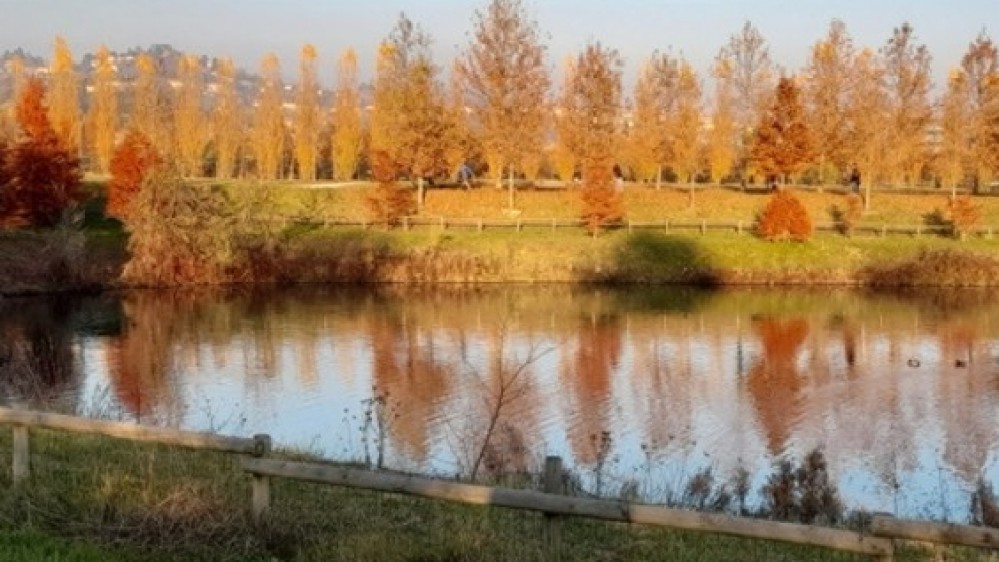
top-left (1, 1), bottom-right (998, 199)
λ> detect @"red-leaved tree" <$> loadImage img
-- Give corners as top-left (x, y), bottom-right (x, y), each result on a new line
top-left (108, 129), bottom-right (160, 220)
top-left (0, 77), bottom-right (83, 228)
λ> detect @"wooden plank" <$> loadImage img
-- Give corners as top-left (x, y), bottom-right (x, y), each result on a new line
top-left (543, 456), bottom-right (564, 561)
top-left (12, 425), bottom-right (29, 484)
top-left (0, 407), bottom-right (260, 455)
top-left (242, 458), bottom-right (892, 556)
top-left (872, 515), bottom-right (999, 550)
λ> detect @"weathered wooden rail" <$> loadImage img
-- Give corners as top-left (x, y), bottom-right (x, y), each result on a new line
top-left (286, 215), bottom-right (995, 239)
top-left (4, 406), bottom-right (999, 561)
top-left (0, 406), bottom-right (270, 484)
top-left (241, 455), bottom-right (894, 560)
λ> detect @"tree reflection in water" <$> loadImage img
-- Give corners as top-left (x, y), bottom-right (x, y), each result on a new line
top-left (9, 285), bottom-right (999, 518)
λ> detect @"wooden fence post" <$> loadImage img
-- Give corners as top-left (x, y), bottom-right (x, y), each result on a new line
top-left (251, 434), bottom-right (272, 522)
top-left (12, 424), bottom-right (29, 485)
top-left (543, 456), bottom-right (564, 561)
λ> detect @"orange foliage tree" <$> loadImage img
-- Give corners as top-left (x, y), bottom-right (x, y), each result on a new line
top-left (756, 189), bottom-right (813, 242)
top-left (751, 77), bottom-right (813, 183)
top-left (1, 77), bottom-right (82, 228)
top-left (107, 129), bottom-right (160, 220)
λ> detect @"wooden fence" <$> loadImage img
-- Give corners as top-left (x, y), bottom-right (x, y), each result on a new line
top-left (3, 405), bottom-right (999, 561)
top-left (0, 406), bottom-right (271, 484)
top-left (287, 215), bottom-right (996, 239)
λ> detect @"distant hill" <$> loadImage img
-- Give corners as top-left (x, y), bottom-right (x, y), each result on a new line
top-left (0, 44), bottom-right (375, 109)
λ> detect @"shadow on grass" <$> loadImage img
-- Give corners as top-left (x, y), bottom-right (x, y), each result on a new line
top-left (601, 231), bottom-right (722, 286)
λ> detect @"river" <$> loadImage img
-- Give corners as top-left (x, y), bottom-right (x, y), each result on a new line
top-left (1, 284), bottom-right (998, 520)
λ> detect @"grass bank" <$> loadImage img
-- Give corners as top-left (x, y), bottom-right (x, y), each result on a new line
top-left (0, 429), bottom-right (987, 561)
top-left (5, 182), bottom-right (999, 294)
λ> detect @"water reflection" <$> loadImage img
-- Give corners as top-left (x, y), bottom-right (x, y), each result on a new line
top-left (4, 285), bottom-right (999, 518)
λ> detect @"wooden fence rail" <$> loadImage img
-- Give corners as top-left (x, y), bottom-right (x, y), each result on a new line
top-left (6, 407), bottom-right (999, 561)
top-left (242, 456), bottom-right (894, 560)
top-left (287, 215), bottom-right (995, 239)
top-left (871, 516), bottom-right (999, 550)
top-left (0, 406), bottom-right (270, 484)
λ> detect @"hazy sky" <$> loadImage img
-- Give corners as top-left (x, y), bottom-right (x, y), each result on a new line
top-left (2, 0), bottom-right (996, 88)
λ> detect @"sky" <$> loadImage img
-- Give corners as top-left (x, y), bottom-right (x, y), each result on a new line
top-left (2, 0), bottom-right (996, 89)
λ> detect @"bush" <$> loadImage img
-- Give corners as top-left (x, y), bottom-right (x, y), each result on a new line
top-left (122, 167), bottom-right (252, 285)
top-left (761, 448), bottom-right (842, 525)
top-left (756, 189), bottom-right (812, 242)
top-left (947, 195), bottom-right (980, 240)
top-left (829, 193), bottom-right (862, 236)
top-left (365, 150), bottom-right (414, 228)
top-left (579, 164), bottom-right (624, 236)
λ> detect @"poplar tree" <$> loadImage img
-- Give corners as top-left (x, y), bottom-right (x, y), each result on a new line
top-left (707, 57), bottom-right (738, 184)
top-left (48, 36), bottom-right (81, 153)
top-left (804, 20), bottom-right (855, 183)
top-left (938, 69), bottom-right (972, 196)
top-left (959, 33), bottom-right (999, 188)
top-left (1, 56), bottom-right (26, 141)
top-left (880, 23), bottom-right (933, 186)
top-left (132, 53), bottom-right (171, 158)
top-left (252, 54), bottom-right (285, 181)
top-left (86, 45), bottom-right (117, 174)
top-left (716, 22), bottom-right (775, 176)
top-left (846, 49), bottom-right (890, 210)
top-left (461, 0), bottom-right (549, 208)
top-left (628, 53), bottom-right (678, 187)
top-left (174, 54), bottom-right (205, 177)
top-left (551, 57), bottom-right (578, 184)
top-left (372, 13), bottom-right (451, 209)
top-left (331, 48), bottom-right (363, 181)
top-left (444, 60), bottom-right (474, 182)
top-left (671, 59), bottom-right (703, 205)
top-left (294, 44), bottom-right (320, 181)
top-left (212, 58), bottom-right (243, 179)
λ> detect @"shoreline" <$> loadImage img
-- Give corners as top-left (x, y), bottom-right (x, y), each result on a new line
top-left (3, 229), bottom-right (999, 297)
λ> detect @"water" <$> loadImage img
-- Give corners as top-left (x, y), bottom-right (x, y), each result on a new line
top-left (2, 285), bottom-right (999, 520)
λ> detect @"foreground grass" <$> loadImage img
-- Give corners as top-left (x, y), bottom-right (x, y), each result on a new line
top-left (0, 429), bottom-right (992, 561)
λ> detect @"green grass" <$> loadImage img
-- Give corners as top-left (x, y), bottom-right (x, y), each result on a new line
top-left (0, 429), bottom-right (989, 561)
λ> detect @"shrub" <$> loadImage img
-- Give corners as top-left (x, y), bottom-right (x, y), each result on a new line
top-left (947, 195), bottom-right (980, 240)
top-left (756, 189), bottom-right (812, 242)
top-left (862, 248), bottom-right (999, 287)
top-left (107, 129), bottom-right (159, 220)
top-left (579, 164), bottom-right (624, 236)
top-left (970, 479), bottom-right (999, 528)
top-left (365, 150), bottom-right (414, 228)
top-left (829, 193), bottom-right (862, 236)
top-left (122, 166), bottom-right (250, 285)
top-left (761, 448), bottom-right (842, 525)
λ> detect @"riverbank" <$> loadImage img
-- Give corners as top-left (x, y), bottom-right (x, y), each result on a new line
top-left (4, 226), bottom-right (999, 296)
top-left (5, 181), bottom-right (999, 294)
top-left (0, 428), bottom-right (977, 561)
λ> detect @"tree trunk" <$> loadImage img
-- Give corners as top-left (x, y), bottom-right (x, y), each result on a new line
top-left (417, 176), bottom-right (425, 212)
top-left (655, 165), bottom-right (662, 190)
